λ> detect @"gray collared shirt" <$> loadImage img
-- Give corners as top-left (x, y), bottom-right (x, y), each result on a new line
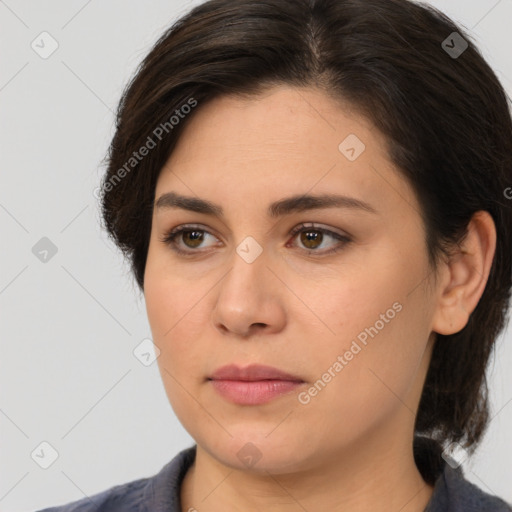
top-left (35, 444), bottom-right (511, 511)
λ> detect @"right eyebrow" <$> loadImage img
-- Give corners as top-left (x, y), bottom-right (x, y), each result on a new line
top-left (154, 191), bottom-right (379, 218)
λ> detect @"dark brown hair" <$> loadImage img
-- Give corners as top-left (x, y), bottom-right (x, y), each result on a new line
top-left (99, 0), bottom-right (512, 484)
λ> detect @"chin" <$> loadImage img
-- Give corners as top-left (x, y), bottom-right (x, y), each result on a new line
top-left (201, 431), bottom-right (317, 474)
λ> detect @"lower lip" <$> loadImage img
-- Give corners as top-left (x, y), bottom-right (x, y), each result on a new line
top-left (209, 379), bottom-right (304, 405)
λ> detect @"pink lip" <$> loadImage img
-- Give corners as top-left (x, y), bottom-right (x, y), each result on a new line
top-left (209, 363), bottom-right (303, 382)
top-left (208, 364), bottom-right (305, 405)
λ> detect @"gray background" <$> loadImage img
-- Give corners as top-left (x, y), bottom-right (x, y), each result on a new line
top-left (1, 1), bottom-right (511, 510)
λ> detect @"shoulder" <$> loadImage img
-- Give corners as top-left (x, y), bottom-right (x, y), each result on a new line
top-left (33, 475), bottom-right (150, 512)
top-left (427, 463), bottom-right (512, 512)
top-left (414, 436), bottom-right (511, 512)
top-left (34, 445), bottom-right (197, 512)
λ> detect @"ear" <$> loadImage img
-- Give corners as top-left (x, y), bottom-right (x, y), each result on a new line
top-left (431, 211), bottom-right (497, 336)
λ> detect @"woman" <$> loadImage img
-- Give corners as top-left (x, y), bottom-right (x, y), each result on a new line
top-left (38, 0), bottom-right (512, 510)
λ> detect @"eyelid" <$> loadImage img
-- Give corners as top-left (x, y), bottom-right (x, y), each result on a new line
top-left (286, 222), bottom-right (351, 255)
top-left (159, 222), bottom-right (351, 256)
top-left (158, 224), bottom-right (220, 254)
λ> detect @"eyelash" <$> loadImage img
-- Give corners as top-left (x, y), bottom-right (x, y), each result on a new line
top-left (159, 223), bottom-right (351, 257)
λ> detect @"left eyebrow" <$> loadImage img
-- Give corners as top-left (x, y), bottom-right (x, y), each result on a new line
top-left (154, 191), bottom-right (379, 218)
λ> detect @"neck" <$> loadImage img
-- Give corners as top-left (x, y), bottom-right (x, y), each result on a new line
top-left (180, 424), bottom-right (435, 512)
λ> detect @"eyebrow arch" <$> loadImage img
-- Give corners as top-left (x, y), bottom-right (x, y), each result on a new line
top-left (154, 191), bottom-right (378, 218)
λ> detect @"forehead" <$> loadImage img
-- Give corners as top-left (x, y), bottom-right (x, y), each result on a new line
top-left (155, 86), bottom-right (418, 222)
top-left (164, 86), bottom-right (379, 164)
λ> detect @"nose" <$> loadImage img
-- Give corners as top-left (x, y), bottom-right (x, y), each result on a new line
top-left (211, 246), bottom-right (287, 338)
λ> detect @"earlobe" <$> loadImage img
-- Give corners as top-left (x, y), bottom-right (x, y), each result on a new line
top-left (431, 210), bottom-right (496, 336)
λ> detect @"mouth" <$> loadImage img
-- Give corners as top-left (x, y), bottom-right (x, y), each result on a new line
top-left (208, 364), bottom-right (305, 405)
top-left (208, 363), bottom-right (304, 382)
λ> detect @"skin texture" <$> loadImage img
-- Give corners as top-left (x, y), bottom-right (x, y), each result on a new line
top-left (143, 86), bottom-right (496, 512)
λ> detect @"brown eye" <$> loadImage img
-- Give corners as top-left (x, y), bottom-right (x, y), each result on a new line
top-left (181, 230), bottom-right (205, 248)
top-left (160, 225), bottom-right (218, 254)
top-left (160, 223), bottom-right (351, 257)
top-left (299, 229), bottom-right (324, 249)
top-left (288, 223), bottom-right (351, 255)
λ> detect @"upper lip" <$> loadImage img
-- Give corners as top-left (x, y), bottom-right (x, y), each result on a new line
top-left (209, 364), bottom-right (304, 382)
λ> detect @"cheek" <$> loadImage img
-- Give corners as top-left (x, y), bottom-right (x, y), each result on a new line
top-left (144, 278), bottom-right (206, 411)
top-left (293, 255), bottom-right (404, 346)
top-left (145, 273), bottom-right (208, 416)
top-left (146, 281), bottom-right (205, 360)
top-left (292, 304), bottom-right (428, 448)
top-left (144, 251), bottom-right (199, 337)
top-left (296, 251), bottom-right (431, 404)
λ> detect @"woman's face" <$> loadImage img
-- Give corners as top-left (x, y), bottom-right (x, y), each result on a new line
top-left (144, 86), bottom-right (440, 473)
